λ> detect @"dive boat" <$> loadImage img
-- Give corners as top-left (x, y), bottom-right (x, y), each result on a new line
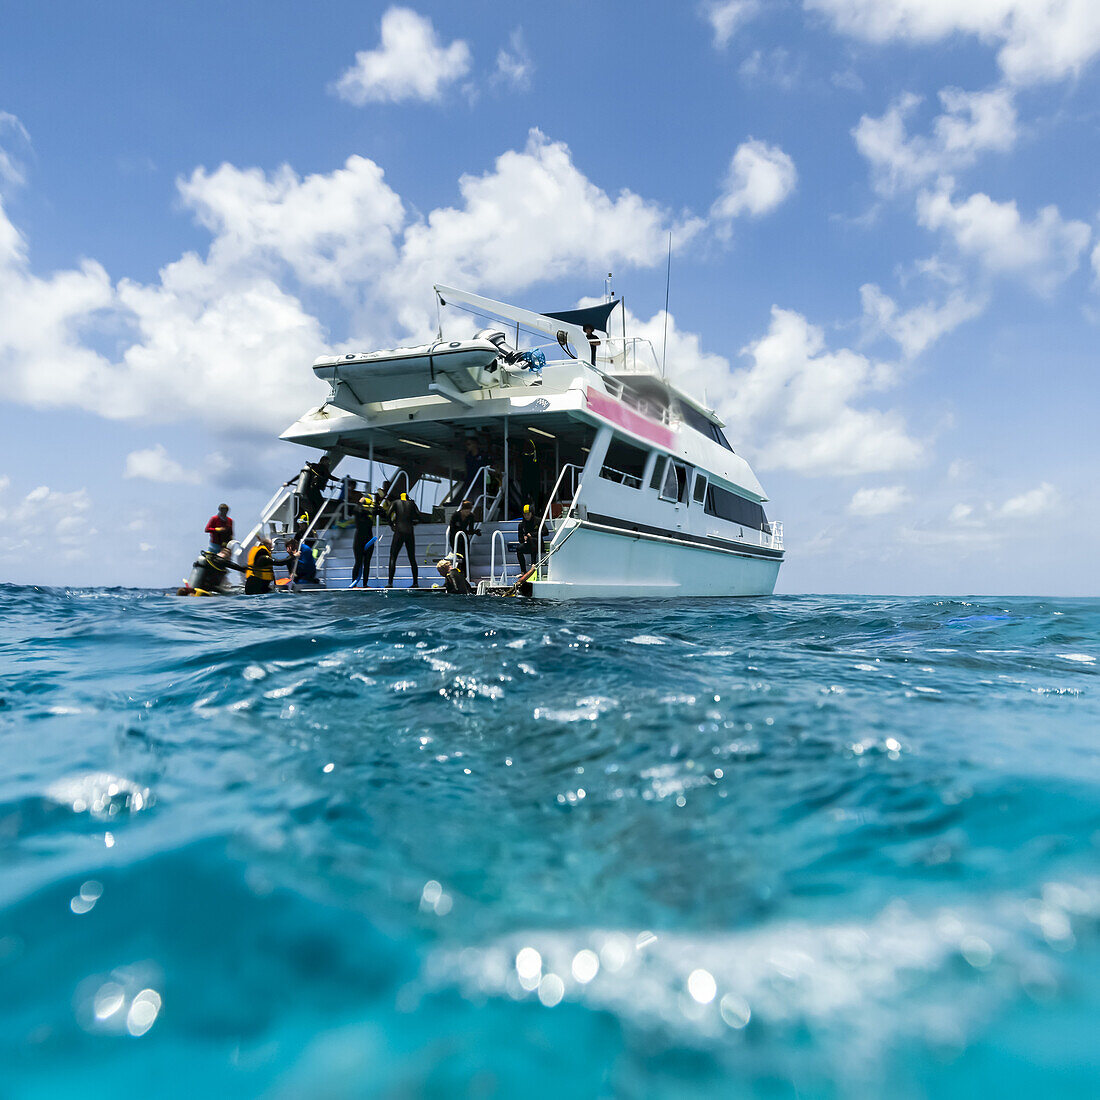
top-left (238, 285), bottom-right (784, 598)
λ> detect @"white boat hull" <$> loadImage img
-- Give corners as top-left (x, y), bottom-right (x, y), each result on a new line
top-left (530, 521), bottom-right (781, 599)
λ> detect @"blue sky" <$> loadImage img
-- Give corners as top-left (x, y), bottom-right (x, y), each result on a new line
top-left (0, 0), bottom-right (1097, 593)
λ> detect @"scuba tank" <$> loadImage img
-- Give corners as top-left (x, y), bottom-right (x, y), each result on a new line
top-left (295, 467), bottom-right (311, 495)
top-left (186, 558), bottom-right (208, 590)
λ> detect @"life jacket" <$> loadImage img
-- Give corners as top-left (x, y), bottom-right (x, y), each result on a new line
top-left (247, 544), bottom-right (275, 582)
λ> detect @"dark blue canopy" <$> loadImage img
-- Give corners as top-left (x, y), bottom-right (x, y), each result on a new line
top-left (543, 300), bottom-right (620, 333)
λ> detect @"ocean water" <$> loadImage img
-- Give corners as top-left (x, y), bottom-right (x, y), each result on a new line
top-left (1, 586), bottom-right (1098, 1098)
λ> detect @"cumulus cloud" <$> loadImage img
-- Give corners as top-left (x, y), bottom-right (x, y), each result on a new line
top-left (177, 156), bottom-right (404, 293)
top-left (806, 0), bottom-right (1100, 86)
top-left (999, 481), bottom-right (1058, 518)
top-left (0, 129), bottom-right (699, 433)
top-left (703, 0), bottom-right (760, 47)
top-left (494, 29), bottom-right (533, 90)
top-left (390, 130), bottom-right (703, 333)
top-left (848, 485), bottom-right (912, 515)
top-left (123, 445), bottom-right (200, 484)
top-left (0, 480), bottom-right (94, 557)
top-left (860, 283), bottom-right (986, 358)
top-left (726, 307), bottom-right (923, 475)
top-left (0, 112), bottom-right (30, 186)
top-left (332, 7), bottom-right (472, 105)
top-left (711, 140), bottom-right (797, 233)
top-left (854, 87), bottom-right (1017, 194)
top-left (917, 185), bottom-right (1091, 294)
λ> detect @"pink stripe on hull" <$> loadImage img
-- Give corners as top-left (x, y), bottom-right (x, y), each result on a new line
top-left (584, 387), bottom-right (675, 449)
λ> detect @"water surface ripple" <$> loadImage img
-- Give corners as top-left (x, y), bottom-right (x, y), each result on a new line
top-left (1, 587), bottom-right (1099, 1097)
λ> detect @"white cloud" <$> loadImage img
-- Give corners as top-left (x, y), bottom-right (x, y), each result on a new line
top-left (806, 0), bottom-right (1100, 85)
top-left (1000, 481), bottom-right (1058, 517)
top-left (703, 0), bottom-right (760, 48)
top-left (0, 112), bottom-right (30, 186)
top-left (848, 485), bottom-right (912, 515)
top-left (711, 140), bottom-right (797, 233)
top-left (860, 283), bottom-right (986, 358)
top-left (854, 87), bottom-right (1017, 194)
top-left (494, 29), bottom-right (533, 90)
top-left (332, 7), bottom-right (472, 105)
top-left (0, 129), bottom-right (699, 434)
top-left (917, 185), bottom-right (1091, 293)
top-left (590, 301), bottom-right (921, 477)
top-left (391, 130), bottom-right (703, 333)
top-left (727, 307), bottom-right (923, 475)
top-left (177, 156), bottom-right (404, 293)
top-left (123, 444), bottom-right (200, 484)
top-left (0, 480), bottom-right (94, 557)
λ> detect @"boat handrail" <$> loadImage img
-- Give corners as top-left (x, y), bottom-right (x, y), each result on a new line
top-left (239, 482), bottom-right (294, 557)
top-left (536, 462), bottom-right (585, 582)
top-left (452, 530), bottom-right (470, 579)
top-left (489, 529), bottom-right (508, 585)
top-left (597, 462), bottom-right (644, 489)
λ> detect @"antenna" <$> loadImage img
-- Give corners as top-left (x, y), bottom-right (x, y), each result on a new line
top-left (605, 271), bottom-right (613, 302)
top-left (661, 232), bottom-right (672, 378)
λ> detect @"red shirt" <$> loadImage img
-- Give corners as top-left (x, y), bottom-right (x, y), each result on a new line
top-left (205, 514), bottom-right (233, 545)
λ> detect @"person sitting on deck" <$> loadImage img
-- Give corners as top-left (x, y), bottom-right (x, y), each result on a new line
top-left (447, 499), bottom-right (478, 556)
top-left (436, 556), bottom-right (473, 595)
top-left (387, 493), bottom-right (422, 588)
top-left (515, 504), bottom-right (539, 574)
top-left (205, 503), bottom-right (233, 551)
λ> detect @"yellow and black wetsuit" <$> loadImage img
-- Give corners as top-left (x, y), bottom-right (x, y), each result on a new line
top-left (245, 544), bottom-right (275, 594)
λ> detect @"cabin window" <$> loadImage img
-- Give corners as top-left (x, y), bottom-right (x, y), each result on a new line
top-left (649, 455), bottom-right (667, 491)
top-left (678, 402), bottom-right (734, 451)
top-left (660, 461), bottom-right (690, 502)
top-left (692, 473), bottom-right (708, 504)
top-left (599, 437), bottom-right (649, 489)
top-left (704, 483), bottom-right (768, 530)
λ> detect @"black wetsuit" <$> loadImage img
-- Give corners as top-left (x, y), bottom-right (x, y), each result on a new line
top-left (350, 502), bottom-right (375, 586)
top-left (445, 567), bottom-right (474, 595)
top-left (448, 510), bottom-right (477, 555)
top-left (193, 550), bottom-right (245, 593)
top-left (515, 515), bottom-right (538, 573)
top-left (388, 498), bottom-right (421, 587)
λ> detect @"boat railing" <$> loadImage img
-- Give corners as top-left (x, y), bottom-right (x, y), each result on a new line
top-left (601, 374), bottom-right (672, 425)
top-left (239, 483), bottom-right (295, 558)
top-left (597, 462), bottom-right (644, 489)
top-left (536, 463), bottom-right (585, 582)
top-left (452, 530), bottom-right (470, 579)
top-left (464, 464), bottom-right (504, 524)
top-left (766, 520), bottom-right (784, 550)
top-left (489, 529), bottom-right (509, 585)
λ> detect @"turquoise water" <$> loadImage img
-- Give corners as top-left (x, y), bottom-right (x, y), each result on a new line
top-left (1, 587), bottom-right (1098, 1098)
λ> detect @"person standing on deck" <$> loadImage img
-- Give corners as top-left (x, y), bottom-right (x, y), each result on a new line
top-left (348, 492), bottom-right (376, 587)
top-left (582, 324), bottom-right (600, 365)
top-left (463, 437), bottom-right (489, 500)
top-left (515, 504), bottom-right (539, 573)
top-left (205, 504), bottom-right (233, 550)
top-left (387, 493), bottom-right (422, 588)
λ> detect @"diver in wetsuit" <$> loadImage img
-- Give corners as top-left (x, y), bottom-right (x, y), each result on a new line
top-left (387, 494), bottom-right (422, 588)
top-left (348, 493), bottom-right (376, 587)
top-left (185, 547), bottom-right (246, 595)
top-left (436, 556), bottom-right (473, 595)
top-left (515, 504), bottom-right (539, 573)
top-left (245, 539), bottom-right (275, 594)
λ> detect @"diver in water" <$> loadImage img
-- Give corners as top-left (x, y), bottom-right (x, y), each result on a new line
top-left (181, 547), bottom-right (246, 595)
top-left (436, 556), bottom-right (473, 595)
top-left (387, 493), bottom-right (422, 588)
top-left (245, 538), bottom-right (276, 594)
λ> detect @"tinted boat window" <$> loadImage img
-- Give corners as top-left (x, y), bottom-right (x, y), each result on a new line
top-left (679, 402), bottom-right (734, 451)
top-left (693, 474), bottom-right (707, 503)
top-left (650, 455), bottom-right (666, 490)
top-left (704, 483), bottom-right (768, 530)
top-left (599, 437), bottom-right (648, 489)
